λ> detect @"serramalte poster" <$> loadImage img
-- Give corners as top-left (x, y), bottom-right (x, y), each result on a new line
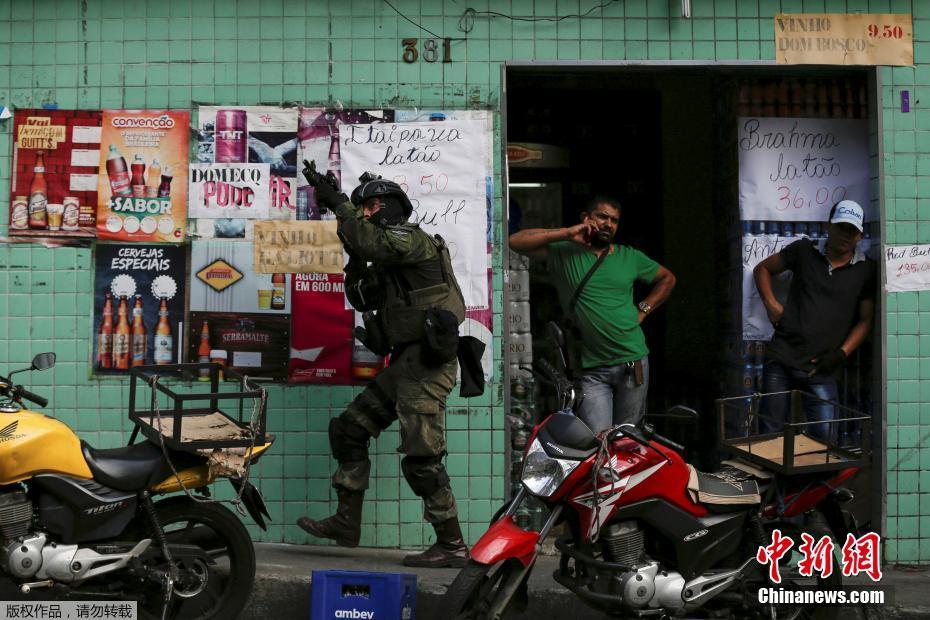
top-left (196, 106), bottom-right (298, 220)
top-left (9, 109), bottom-right (102, 239)
top-left (189, 312), bottom-right (289, 381)
top-left (96, 110), bottom-right (189, 242)
top-left (92, 243), bottom-right (187, 374)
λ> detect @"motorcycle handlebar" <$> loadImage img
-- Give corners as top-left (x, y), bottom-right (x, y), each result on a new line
top-left (608, 423), bottom-right (685, 455)
top-left (642, 423), bottom-right (686, 453)
top-left (14, 385), bottom-right (47, 408)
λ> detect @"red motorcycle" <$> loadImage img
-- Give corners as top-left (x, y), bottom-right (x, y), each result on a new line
top-left (444, 353), bottom-right (861, 619)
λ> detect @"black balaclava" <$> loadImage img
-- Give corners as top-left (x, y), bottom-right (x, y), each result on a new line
top-left (369, 196), bottom-right (407, 227)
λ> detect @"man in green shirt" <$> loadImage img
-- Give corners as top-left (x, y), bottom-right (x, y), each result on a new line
top-left (509, 196), bottom-right (676, 432)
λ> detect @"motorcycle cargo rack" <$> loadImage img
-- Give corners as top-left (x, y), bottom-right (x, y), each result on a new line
top-left (716, 390), bottom-right (869, 475)
top-left (128, 363), bottom-right (267, 452)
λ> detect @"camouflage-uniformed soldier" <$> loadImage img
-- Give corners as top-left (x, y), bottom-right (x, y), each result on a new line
top-left (297, 165), bottom-right (468, 568)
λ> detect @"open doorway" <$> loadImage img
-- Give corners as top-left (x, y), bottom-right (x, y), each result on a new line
top-left (504, 63), bottom-right (881, 531)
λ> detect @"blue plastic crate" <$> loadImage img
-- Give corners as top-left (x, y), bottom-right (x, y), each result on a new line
top-left (310, 570), bottom-right (416, 620)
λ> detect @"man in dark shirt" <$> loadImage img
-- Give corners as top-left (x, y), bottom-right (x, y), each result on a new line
top-left (754, 200), bottom-right (876, 442)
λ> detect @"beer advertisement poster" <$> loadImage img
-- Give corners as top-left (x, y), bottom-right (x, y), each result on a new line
top-left (296, 108), bottom-right (394, 220)
top-left (96, 109), bottom-right (190, 242)
top-left (288, 273), bottom-right (356, 384)
top-left (190, 240), bottom-right (292, 315)
top-left (189, 163), bottom-right (271, 219)
top-left (9, 109), bottom-right (102, 239)
top-left (196, 106), bottom-right (298, 220)
top-left (189, 312), bottom-right (289, 381)
top-left (92, 243), bottom-right (188, 375)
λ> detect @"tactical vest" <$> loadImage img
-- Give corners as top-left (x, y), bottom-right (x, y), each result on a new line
top-left (381, 232), bottom-right (466, 347)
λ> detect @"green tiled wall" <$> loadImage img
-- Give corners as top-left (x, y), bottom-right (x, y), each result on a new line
top-left (0, 0), bottom-right (928, 561)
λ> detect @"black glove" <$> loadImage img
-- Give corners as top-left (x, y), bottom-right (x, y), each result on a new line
top-left (809, 348), bottom-right (846, 376)
top-left (302, 159), bottom-right (348, 212)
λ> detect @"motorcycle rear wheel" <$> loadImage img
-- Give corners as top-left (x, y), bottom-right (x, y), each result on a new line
top-left (444, 559), bottom-right (522, 619)
top-left (136, 497), bottom-right (256, 620)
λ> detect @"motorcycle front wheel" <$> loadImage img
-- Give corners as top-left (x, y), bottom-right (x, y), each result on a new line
top-left (136, 497), bottom-right (256, 620)
top-left (443, 558), bottom-right (525, 619)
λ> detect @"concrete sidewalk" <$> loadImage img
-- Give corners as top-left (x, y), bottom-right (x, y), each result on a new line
top-left (246, 543), bottom-right (930, 619)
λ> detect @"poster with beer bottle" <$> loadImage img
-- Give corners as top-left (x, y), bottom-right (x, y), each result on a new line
top-left (92, 243), bottom-right (187, 375)
top-left (295, 107), bottom-right (394, 220)
top-left (9, 109), bottom-right (102, 239)
top-left (190, 240), bottom-right (291, 315)
top-left (188, 312), bottom-right (289, 382)
top-left (196, 106), bottom-right (298, 220)
top-left (96, 110), bottom-right (189, 242)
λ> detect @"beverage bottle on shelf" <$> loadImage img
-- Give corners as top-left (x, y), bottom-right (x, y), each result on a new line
top-left (105, 145), bottom-right (132, 197)
top-left (197, 321), bottom-right (211, 381)
top-left (153, 298), bottom-right (173, 365)
top-left (130, 294), bottom-right (147, 367)
top-left (113, 296), bottom-right (131, 370)
top-left (28, 151), bottom-right (48, 229)
top-left (97, 293), bottom-right (114, 369)
top-left (146, 159), bottom-right (161, 198)
top-left (130, 154), bottom-right (146, 197)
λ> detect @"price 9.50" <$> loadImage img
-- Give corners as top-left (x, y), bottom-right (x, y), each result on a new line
top-left (867, 24), bottom-right (904, 39)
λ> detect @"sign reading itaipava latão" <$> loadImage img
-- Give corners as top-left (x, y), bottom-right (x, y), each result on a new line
top-left (775, 13), bottom-right (913, 66)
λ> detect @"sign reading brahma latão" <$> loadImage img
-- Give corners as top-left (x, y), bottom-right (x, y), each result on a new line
top-left (96, 110), bottom-right (189, 242)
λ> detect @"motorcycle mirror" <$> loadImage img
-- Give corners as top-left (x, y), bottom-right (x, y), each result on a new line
top-left (665, 405), bottom-right (698, 420)
top-left (546, 321), bottom-right (568, 369)
top-left (31, 352), bottom-right (56, 371)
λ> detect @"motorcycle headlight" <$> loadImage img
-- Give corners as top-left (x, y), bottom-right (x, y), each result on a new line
top-left (521, 438), bottom-right (582, 497)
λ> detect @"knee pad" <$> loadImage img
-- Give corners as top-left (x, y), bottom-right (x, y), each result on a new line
top-left (329, 416), bottom-right (371, 463)
top-left (401, 454), bottom-right (451, 498)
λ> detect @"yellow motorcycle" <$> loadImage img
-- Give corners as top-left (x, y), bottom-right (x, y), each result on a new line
top-left (0, 353), bottom-right (274, 619)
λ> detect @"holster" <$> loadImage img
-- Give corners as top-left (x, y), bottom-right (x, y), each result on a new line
top-left (354, 311), bottom-right (391, 356)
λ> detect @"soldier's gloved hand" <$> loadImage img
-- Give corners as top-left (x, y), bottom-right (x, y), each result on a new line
top-left (809, 348), bottom-right (846, 377)
top-left (302, 159), bottom-right (348, 212)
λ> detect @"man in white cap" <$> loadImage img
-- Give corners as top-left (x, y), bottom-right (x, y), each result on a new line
top-left (753, 200), bottom-right (876, 441)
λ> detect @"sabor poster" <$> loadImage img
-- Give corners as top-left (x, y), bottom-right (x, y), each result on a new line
top-left (96, 110), bottom-right (189, 242)
top-left (737, 117), bottom-right (870, 222)
top-left (9, 109), bottom-right (102, 239)
top-left (93, 243), bottom-right (187, 374)
top-left (340, 119), bottom-right (490, 310)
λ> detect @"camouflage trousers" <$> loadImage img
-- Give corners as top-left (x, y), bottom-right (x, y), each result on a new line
top-left (332, 343), bottom-right (459, 524)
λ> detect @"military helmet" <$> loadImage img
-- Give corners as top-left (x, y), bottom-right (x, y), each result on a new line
top-left (350, 174), bottom-right (414, 219)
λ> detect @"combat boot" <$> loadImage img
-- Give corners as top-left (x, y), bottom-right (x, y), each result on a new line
top-left (297, 489), bottom-right (364, 547)
top-left (402, 517), bottom-right (469, 568)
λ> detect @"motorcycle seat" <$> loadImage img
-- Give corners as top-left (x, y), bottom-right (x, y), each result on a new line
top-left (81, 441), bottom-right (199, 492)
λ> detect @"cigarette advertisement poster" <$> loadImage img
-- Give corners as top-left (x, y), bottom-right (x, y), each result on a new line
top-left (96, 110), bottom-right (189, 242)
top-left (189, 312), bottom-right (289, 381)
top-left (9, 109), bottom-right (102, 239)
top-left (340, 119), bottom-right (490, 311)
top-left (196, 106), bottom-right (298, 220)
top-left (189, 163), bottom-right (271, 220)
top-left (737, 116), bottom-right (870, 222)
top-left (288, 274), bottom-right (357, 384)
top-left (296, 108), bottom-right (394, 220)
top-left (92, 243), bottom-right (187, 375)
top-left (190, 240), bottom-right (292, 315)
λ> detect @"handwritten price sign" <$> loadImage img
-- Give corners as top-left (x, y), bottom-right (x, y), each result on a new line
top-left (738, 116), bottom-right (870, 222)
top-left (775, 13), bottom-right (913, 66)
top-left (340, 120), bottom-right (489, 309)
top-left (886, 245), bottom-right (930, 293)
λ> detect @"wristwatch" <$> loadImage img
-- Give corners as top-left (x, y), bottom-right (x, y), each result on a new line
top-left (637, 301), bottom-right (652, 315)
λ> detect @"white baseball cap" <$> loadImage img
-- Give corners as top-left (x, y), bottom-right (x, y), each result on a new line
top-left (830, 200), bottom-right (864, 232)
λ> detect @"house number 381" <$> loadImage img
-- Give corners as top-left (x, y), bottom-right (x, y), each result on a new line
top-left (401, 38), bottom-right (453, 63)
